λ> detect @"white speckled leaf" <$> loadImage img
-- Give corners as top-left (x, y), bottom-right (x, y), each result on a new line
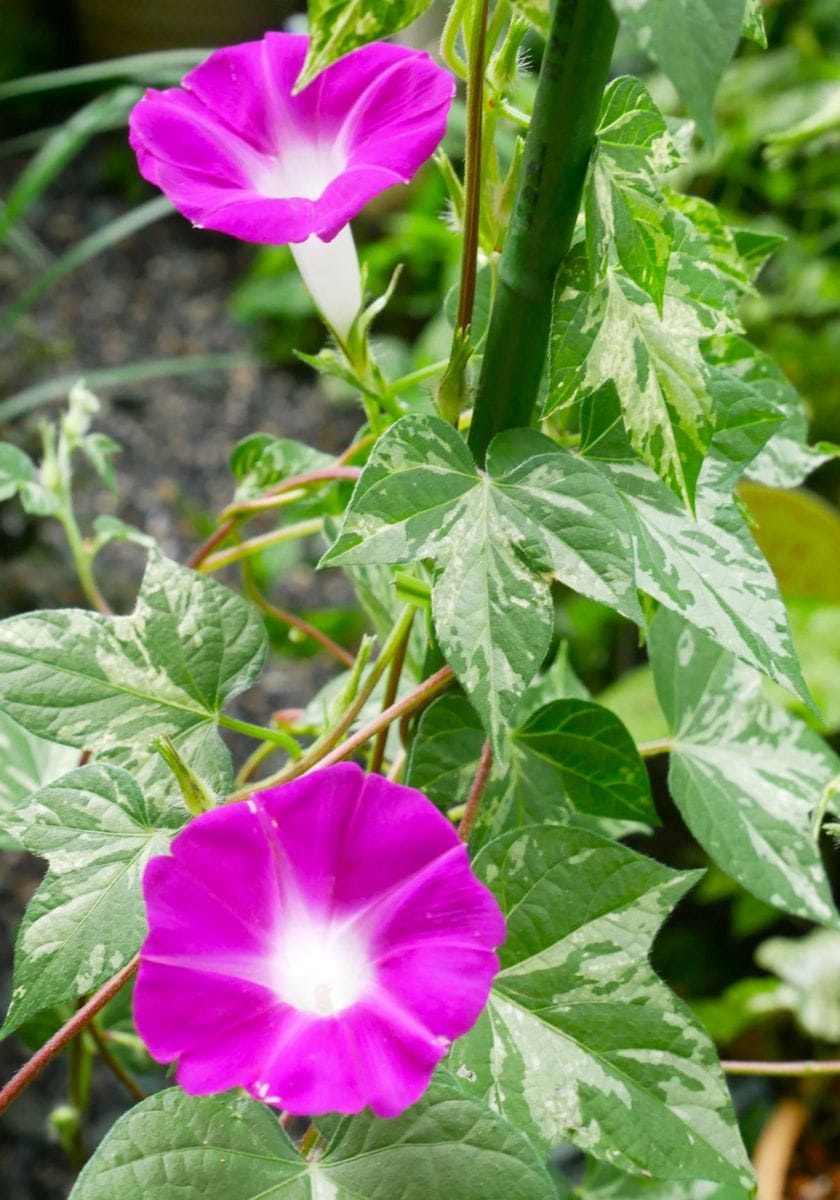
top-left (600, 458), bottom-right (809, 705)
top-left (742, 0), bottom-right (767, 47)
top-left (549, 255), bottom-right (715, 507)
top-left (587, 77), bottom-right (682, 309)
top-left (0, 551), bottom-right (266, 777)
top-left (0, 709), bottom-right (77, 849)
top-left (610, 0), bottom-right (747, 144)
top-left (578, 1161), bottom-right (750, 1199)
top-left (0, 763), bottom-right (186, 1036)
top-left (649, 609), bottom-right (839, 926)
top-left (450, 826), bottom-right (753, 1187)
top-left (323, 416), bottom-right (640, 749)
top-left (70, 1080), bottom-right (557, 1200)
top-left (299, 0), bottom-right (434, 87)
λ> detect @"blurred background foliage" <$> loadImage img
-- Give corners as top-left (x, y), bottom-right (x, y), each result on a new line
top-left (2, 0), bottom-right (840, 1195)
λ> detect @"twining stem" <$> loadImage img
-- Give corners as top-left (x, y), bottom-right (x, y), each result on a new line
top-left (468, 0), bottom-right (619, 463)
top-left (0, 955), bottom-right (139, 1118)
top-left (87, 1020), bottom-right (146, 1103)
top-left (455, 0), bottom-right (491, 337)
top-left (218, 713), bottom-right (302, 759)
top-left (722, 1058), bottom-right (840, 1077)
top-left (368, 618), bottom-right (413, 775)
top-left (317, 666), bottom-right (454, 773)
top-left (242, 560), bottom-right (354, 668)
top-left (458, 739), bottom-right (493, 841)
top-left (199, 518), bottom-right (323, 573)
top-left (229, 607), bottom-right (418, 800)
top-left (186, 466), bottom-right (360, 570)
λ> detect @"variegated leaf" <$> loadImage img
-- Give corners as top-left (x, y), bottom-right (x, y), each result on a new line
top-left (587, 77), bottom-right (682, 309)
top-left (450, 826), bottom-right (754, 1188)
top-left (0, 551), bottom-right (266, 778)
top-left (593, 455), bottom-right (807, 703)
top-left (649, 609), bottom-right (839, 926)
top-left (549, 255), bottom-right (715, 507)
top-left (0, 709), bottom-right (78, 849)
top-left (1, 763), bottom-right (187, 1035)
top-left (322, 416), bottom-right (640, 749)
top-left (299, 0), bottom-right (434, 88)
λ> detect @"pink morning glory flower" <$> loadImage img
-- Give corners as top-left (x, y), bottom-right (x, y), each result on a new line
top-left (128, 33), bottom-right (455, 339)
top-left (134, 763), bottom-right (504, 1118)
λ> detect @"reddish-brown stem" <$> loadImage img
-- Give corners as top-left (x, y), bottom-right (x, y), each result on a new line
top-left (316, 666), bottom-right (454, 773)
top-left (220, 467), bottom-right (361, 521)
top-left (87, 1020), bottom-right (146, 1104)
top-left (0, 955), bottom-right (139, 1118)
top-left (458, 740), bottom-right (493, 841)
top-left (242, 564), bottom-right (354, 668)
top-left (187, 466), bottom-right (361, 570)
top-left (368, 620), bottom-right (413, 774)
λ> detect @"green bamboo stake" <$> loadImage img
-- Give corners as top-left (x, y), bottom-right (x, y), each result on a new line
top-left (468, 0), bottom-right (619, 464)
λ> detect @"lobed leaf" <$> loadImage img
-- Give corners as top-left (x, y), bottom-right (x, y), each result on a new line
top-left (70, 1079), bottom-right (557, 1200)
top-left (649, 609), bottom-right (839, 926)
top-left (323, 416), bottom-right (640, 750)
top-left (0, 550), bottom-right (266, 779)
top-left (0, 763), bottom-right (186, 1035)
top-left (450, 825), bottom-right (754, 1188)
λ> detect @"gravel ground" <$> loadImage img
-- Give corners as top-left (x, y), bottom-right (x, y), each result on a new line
top-left (0, 154), bottom-right (360, 1196)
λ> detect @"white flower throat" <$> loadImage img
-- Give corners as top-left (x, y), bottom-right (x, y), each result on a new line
top-left (271, 911), bottom-right (374, 1017)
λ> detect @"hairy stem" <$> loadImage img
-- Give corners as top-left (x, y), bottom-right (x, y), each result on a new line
top-left (455, 0), bottom-right (491, 337)
top-left (218, 713), bottom-right (302, 759)
top-left (0, 955), bottom-right (139, 1118)
top-left (468, 0), bottom-right (618, 463)
top-left (722, 1058), bottom-right (840, 1076)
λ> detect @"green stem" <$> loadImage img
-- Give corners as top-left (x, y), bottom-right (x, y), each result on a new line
top-left (218, 713), bottom-right (302, 760)
top-left (468, 0), bottom-right (618, 463)
top-left (58, 505), bottom-right (110, 615)
top-left (200, 518), bottom-right (323, 573)
top-left (228, 607), bottom-right (417, 800)
top-left (386, 359), bottom-right (449, 398)
top-left (811, 772), bottom-right (840, 840)
top-left (368, 617), bottom-right (412, 775)
top-left (456, 0), bottom-right (491, 337)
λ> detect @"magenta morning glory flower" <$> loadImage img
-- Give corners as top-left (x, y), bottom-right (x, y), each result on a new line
top-left (128, 33), bottom-right (455, 338)
top-left (134, 763), bottom-right (504, 1118)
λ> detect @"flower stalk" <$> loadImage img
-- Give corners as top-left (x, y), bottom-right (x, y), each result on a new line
top-left (467, 0), bottom-right (619, 463)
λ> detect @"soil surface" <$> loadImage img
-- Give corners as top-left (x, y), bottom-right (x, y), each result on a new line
top-left (0, 152), bottom-right (358, 1197)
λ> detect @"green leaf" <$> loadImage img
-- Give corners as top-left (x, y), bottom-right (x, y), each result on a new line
top-left (407, 687), bottom-right (654, 844)
top-left (610, 0), bottom-right (748, 144)
top-left (756, 930), bottom-right (840, 1040)
top-left (1, 763), bottom-right (186, 1035)
top-left (598, 456), bottom-right (809, 705)
top-left (450, 825), bottom-right (753, 1188)
top-left (0, 442), bottom-right (36, 501)
top-left (0, 710), bottom-right (78, 849)
top-left (587, 77), bottom-right (682, 309)
top-left (71, 1080), bottom-right (557, 1200)
top-left (298, 0), bottom-right (435, 89)
top-left (0, 551), bottom-right (266, 778)
top-left (549, 254), bottom-right (715, 507)
top-left (649, 608), bottom-right (839, 926)
top-left (323, 416), bottom-right (640, 748)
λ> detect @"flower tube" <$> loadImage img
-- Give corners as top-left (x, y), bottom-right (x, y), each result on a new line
top-left (128, 33), bottom-right (455, 339)
top-left (134, 763), bottom-right (504, 1118)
